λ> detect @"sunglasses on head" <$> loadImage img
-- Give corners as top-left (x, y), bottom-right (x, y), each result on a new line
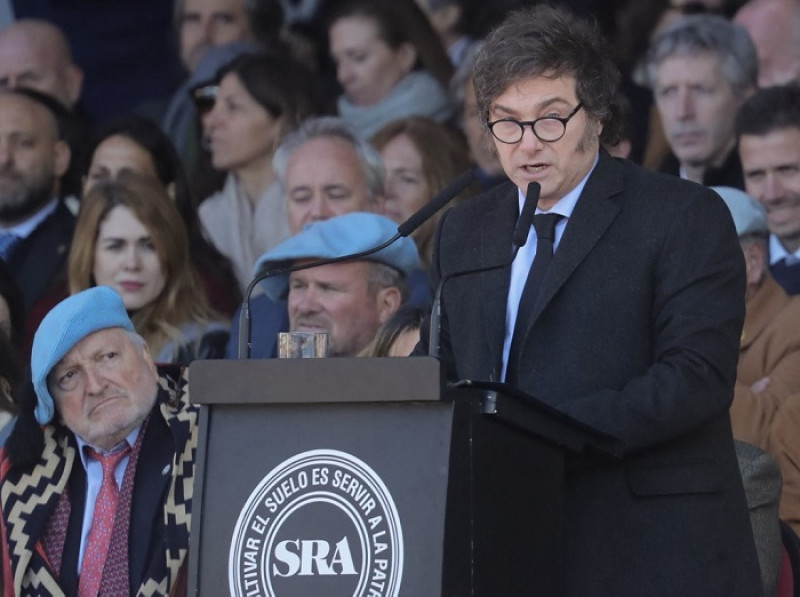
top-left (192, 84), bottom-right (218, 116)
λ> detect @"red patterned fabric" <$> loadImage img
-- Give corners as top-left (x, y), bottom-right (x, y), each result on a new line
top-left (78, 446), bottom-right (130, 597)
top-left (100, 415), bottom-right (149, 596)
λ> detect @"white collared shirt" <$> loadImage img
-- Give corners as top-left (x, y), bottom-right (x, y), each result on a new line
top-left (769, 234), bottom-right (800, 265)
top-left (502, 158), bottom-right (598, 380)
top-left (0, 198), bottom-right (58, 238)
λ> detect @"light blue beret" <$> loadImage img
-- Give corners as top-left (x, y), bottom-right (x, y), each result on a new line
top-left (31, 286), bottom-right (135, 425)
top-left (712, 186), bottom-right (768, 238)
top-left (252, 212), bottom-right (420, 301)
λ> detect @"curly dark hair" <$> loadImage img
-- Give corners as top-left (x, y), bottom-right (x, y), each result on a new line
top-left (735, 83), bottom-right (800, 139)
top-left (473, 4), bottom-right (619, 137)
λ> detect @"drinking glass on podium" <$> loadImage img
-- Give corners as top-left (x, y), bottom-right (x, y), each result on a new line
top-left (278, 332), bottom-right (329, 358)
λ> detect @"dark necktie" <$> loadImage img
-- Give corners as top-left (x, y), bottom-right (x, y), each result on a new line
top-left (506, 213), bottom-right (563, 385)
top-left (79, 446), bottom-right (131, 597)
top-left (770, 258), bottom-right (800, 296)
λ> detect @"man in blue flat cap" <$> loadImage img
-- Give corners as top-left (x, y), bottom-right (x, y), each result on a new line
top-left (254, 212), bottom-right (420, 357)
top-left (0, 286), bottom-right (195, 596)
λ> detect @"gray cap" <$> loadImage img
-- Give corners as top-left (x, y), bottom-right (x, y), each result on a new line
top-left (712, 186), bottom-right (767, 238)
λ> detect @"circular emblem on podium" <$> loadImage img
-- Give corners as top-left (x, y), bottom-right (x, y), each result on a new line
top-left (229, 449), bottom-right (404, 596)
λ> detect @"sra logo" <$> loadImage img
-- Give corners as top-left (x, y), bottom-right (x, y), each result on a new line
top-left (229, 449), bottom-right (403, 596)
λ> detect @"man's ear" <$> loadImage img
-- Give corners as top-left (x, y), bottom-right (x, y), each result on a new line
top-left (396, 42), bottom-right (417, 75)
top-left (53, 139), bottom-right (71, 179)
top-left (376, 287), bottom-right (402, 324)
top-left (743, 240), bottom-right (767, 288)
top-left (64, 64), bottom-right (84, 109)
top-left (139, 341), bottom-right (159, 381)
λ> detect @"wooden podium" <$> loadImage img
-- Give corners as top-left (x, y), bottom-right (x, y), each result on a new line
top-left (186, 357), bottom-right (620, 596)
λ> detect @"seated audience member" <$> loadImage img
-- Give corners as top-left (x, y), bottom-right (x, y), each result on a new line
top-left (166, 41), bottom-right (259, 200)
top-left (372, 116), bottom-right (472, 271)
top-left (253, 212), bottom-right (419, 358)
top-left (413, 0), bottom-right (477, 67)
top-left (359, 304), bottom-right (425, 357)
top-left (713, 186), bottom-right (800, 448)
top-left (327, 0), bottom-right (453, 139)
top-left (734, 440), bottom-right (783, 597)
top-left (0, 89), bottom-right (75, 335)
top-left (0, 19), bottom-right (90, 198)
top-left (0, 19), bottom-right (83, 110)
top-left (734, 0), bottom-right (800, 87)
top-left (448, 43), bottom-right (506, 191)
top-left (0, 286), bottom-right (196, 594)
top-left (69, 172), bottom-right (229, 364)
top-left (602, 91), bottom-right (635, 160)
top-left (228, 116), bottom-right (387, 359)
top-left (767, 391), bottom-right (800, 534)
top-left (199, 52), bottom-right (323, 292)
top-left (164, 0), bottom-right (285, 168)
top-left (277, 116), bottom-right (385, 233)
top-left (645, 14), bottom-right (758, 187)
top-left (0, 258), bottom-right (24, 352)
top-left (736, 84), bottom-right (800, 296)
top-left (0, 331), bottom-right (20, 439)
top-left (83, 115), bottom-right (241, 316)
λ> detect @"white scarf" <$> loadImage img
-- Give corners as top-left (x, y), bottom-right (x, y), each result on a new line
top-left (337, 70), bottom-right (453, 139)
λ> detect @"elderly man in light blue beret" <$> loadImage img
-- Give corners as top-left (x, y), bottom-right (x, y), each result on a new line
top-left (0, 286), bottom-right (196, 595)
top-left (253, 211), bottom-right (420, 357)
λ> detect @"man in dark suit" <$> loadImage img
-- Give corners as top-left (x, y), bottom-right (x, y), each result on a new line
top-left (0, 88), bottom-right (75, 327)
top-left (423, 5), bottom-right (761, 594)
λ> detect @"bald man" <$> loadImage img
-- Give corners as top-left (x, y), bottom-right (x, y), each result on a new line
top-left (0, 19), bottom-right (84, 109)
top-left (735, 0), bottom-right (800, 87)
top-left (0, 89), bottom-right (74, 327)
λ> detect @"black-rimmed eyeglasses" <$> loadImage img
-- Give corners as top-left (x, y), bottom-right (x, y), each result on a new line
top-left (487, 103), bottom-right (584, 144)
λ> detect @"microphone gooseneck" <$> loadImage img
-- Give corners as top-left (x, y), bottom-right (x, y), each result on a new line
top-left (428, 181), bottom-right (541, 358)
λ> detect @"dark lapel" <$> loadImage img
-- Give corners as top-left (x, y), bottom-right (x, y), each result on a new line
top-left (129, 398), bottom-right (174, 590)
top-left (519, 152), bottom-right (624, 341)
top-left (478, 187), bottom-right (519, 373)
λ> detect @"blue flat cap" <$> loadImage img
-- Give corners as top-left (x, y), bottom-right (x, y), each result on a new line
top-left (712, 186), bottom-right (768, 238)
top-left (31, 287), bottom-right (135, 424)
top-left (253, 212), bottom-right (420, 300)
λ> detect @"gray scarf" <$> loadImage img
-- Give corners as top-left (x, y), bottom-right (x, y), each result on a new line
top-left (337, 70), bottom-right (453, 139)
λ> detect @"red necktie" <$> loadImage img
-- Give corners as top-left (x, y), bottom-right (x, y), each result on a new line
top-left (78, 446), bottom-right (130, 597)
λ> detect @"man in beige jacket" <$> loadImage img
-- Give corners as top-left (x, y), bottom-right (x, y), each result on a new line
top-left (716, 186), bottom-right (800, 448)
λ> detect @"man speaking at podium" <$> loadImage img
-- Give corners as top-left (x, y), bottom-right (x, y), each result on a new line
top-left (422, 5), bottom-right (762, 595)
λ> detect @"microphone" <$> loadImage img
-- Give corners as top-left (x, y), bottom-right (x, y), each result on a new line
top-left (237, 168), bottom-right (477, 358)
top-left (428, 182), bottom-right (540, 358)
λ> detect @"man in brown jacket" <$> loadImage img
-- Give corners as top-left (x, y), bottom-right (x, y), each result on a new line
top-left (716, 186), bottom-right (800, 448)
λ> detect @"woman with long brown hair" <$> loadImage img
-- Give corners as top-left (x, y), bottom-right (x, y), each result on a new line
top-left (69, 171), bottom-right (228, 363)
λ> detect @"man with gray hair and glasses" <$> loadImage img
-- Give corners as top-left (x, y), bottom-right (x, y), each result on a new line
top-left (647, 14), bottom-right (758, 188)
top-left (418, 4), bottom-right (760, 593)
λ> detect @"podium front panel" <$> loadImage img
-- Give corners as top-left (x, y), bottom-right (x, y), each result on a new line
top-left (192, 400), bottom-right (455, 596)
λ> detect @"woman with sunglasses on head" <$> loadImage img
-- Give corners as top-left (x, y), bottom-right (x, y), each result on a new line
top-left (83, 115), bottom-right (242, 317)
top-left (199, 52), bottom-right (325, 292)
